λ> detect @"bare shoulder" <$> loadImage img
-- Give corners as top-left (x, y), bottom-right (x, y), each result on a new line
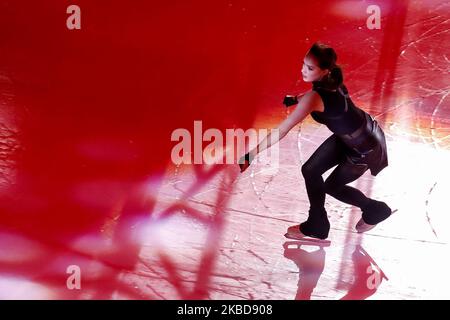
top-left (299, 90), bottom-right (324, 112)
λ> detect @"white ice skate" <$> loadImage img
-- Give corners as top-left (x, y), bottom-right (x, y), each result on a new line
top-left (355, 218), bottom-right (376, 233)
top-left (356, 209), bottom-right (398, 233)
top-left (284, 225), bottom-right (331, 244)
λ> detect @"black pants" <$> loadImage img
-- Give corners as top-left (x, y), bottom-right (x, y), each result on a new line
top-left (300, 134), bottom-right (390, 238)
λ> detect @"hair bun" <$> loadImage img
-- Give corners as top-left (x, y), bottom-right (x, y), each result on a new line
top-left (308, 42), bottom-right (343, 89)
top-left (329, 65), bottom-right (343, 87)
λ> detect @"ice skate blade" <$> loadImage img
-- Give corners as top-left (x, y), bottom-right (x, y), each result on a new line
top-left (284, 232), bottom-right (331, 244)
top-left (355, 222), bottom-right (376, 233)
top-left (356, 208), bottom-right (398, 233)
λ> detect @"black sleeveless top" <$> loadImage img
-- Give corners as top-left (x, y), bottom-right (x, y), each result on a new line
top-left (310, 82), bottom-right (389, 176)
top-left (310, 84), bottom-right (367, 135)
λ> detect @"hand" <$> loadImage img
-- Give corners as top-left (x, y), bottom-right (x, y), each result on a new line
top-left (238, 153), bottom-right (253, 173)
top-left (283, 95), bottom-right (298, 107)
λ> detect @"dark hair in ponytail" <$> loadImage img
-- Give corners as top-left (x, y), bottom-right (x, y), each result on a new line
top-left (307, 42), bottom-right (343, 90)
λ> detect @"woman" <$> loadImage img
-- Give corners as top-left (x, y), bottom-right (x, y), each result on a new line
top-left (239, 42), bottom-right (392, 240)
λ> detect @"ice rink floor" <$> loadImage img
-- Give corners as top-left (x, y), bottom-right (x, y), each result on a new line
top-left (0, 0), bottom-right (449, 299)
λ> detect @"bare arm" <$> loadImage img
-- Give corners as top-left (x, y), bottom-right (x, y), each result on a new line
top-left (247, 90), bottom-right (323, 159)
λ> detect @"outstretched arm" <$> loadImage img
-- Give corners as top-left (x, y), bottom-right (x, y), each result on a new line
top-left (240, 90), bottom-right (322, 172)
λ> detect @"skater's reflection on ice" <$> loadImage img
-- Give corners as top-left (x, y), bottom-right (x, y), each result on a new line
top-left (283, 242), bottom-right (388, 300)
top-left (340, 245), bottom-right (388, 300)
top-left (283, 241), bottom-right (327, 300)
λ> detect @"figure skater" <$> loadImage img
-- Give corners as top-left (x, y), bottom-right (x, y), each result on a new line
top-left (239, 42), bottom-right (392, 240)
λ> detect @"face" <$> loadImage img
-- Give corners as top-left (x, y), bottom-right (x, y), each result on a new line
top-left (301, 54), bottom-right (329, 83)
